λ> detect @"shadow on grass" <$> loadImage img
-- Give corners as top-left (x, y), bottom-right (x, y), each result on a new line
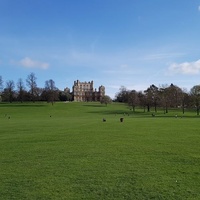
top-left (83, 104), bottom-right (105, 107)
top-left (87, 109), bottom-right (200, 118)
top-left (0, 103), bottom-right (46, 107)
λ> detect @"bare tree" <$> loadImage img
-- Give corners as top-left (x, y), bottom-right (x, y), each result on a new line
top-left (190, 85), bottom-right (200, 115)
top-left (0, 76), bottom-right (3, 102)
top-left (159, 84), bottom-right (171, 114)
top-left (4, 80), bottom-right (15, 103)
top-left (44, 79), bottom-right (58, 105)
top-left (180, 88), bottom-right (189, 114)
top-left (128, 90), bottom-right (138, 112)
top-left (35, 87), bottom-right (44, 101)
top-left (26, 72), bottom-right (37, 102)
top-left (0, 76), bottom-right (3, 91)
top-left (166, 84), bottom-right (183, 108)
top-left (144, 88), bottom-right (152, 112)
top-left (144, 84), bottom-right (159, 112)
top-left (17, 78), bottom-right (26, 103)
top-left (138, 91), bottom-right (146, 112)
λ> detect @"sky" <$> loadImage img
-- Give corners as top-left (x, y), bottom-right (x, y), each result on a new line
top-left (1, 0), bottom-right (200, 98)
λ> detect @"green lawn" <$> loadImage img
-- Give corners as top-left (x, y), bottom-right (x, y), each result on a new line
top-left (0, 102), bottom-right (200, 199)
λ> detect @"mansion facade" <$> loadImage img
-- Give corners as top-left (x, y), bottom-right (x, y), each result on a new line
top-left (72, 80), bottom-right (105, 102)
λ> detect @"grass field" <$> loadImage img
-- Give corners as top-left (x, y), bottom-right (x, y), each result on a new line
top-left (0, 102), bottom-right (200, 199)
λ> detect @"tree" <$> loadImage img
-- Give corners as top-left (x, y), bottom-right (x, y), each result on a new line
top-left (115, 86), bottom-right (129, 102)
top-left (0, 76), bottom-right (3, 92)
top-left (44, 79), bottom-right (59, 105)
top-left (26, 72), bottom-right (37, 102)
top-left (128, 90), bottom-right (138, 112)
top-left (144, 88), bottom-right (152, 112)
top-left (17, 78), bottom-right (26, 103)
top-left (35, 87), bottom-right (44, 101)
top-left (144, 84), bottom-right (159, 112)
top-left (3, 80), bottom-right (15, 103)
top-left (62, 87), bottom-right (72, 101)
top-left (180, 88), bottom-right (189, 114)
top-left (138, 91), bottom-right (146, 112)
top-left (167, 84), bottom-right (183, 108)
top-left (159, 84), bottom-right (171, 114)
top-left (100, 95), bottom-right (112, 106)
top-left (190, 85), bottom-right (200, 115)
top-left (59, 88), bottom-right (72, 101)
top-left (0, 76), bottom-right (3, 102)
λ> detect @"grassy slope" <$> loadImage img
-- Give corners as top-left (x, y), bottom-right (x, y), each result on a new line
top-left (0, 102), bottom-right (200, 199)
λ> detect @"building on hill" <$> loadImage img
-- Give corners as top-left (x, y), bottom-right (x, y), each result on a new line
top-left (72, 80), bottom-right (105, 101)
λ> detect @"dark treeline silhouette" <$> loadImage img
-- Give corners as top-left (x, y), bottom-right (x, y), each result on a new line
top-left (114, 84), bottom-right (200, 115)
top-left (0, 73), bottom-right (72, 104)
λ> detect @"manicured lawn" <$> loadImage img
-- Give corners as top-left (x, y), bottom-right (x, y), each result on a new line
top-left (0, 102), bottom-right (200, 199)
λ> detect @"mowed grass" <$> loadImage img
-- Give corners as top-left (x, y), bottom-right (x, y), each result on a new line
top-left (0, 102), bottom-right (200, 199)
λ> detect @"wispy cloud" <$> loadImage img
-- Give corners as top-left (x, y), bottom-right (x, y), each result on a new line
top-left (16, 57), bottom-right (49, 70)
top-left (168, 59), bottom-right (200, 75)
top-left (56, 49), bottom-right (132, 70)
top-left (103, 64), bottom-right (142, 76)
top-left (143, 53), bottom-right (185, 61)
top-left (198, 6), bottom-right (200, 11)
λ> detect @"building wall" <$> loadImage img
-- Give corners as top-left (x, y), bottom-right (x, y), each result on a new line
top-left (72, 80), bottom-right (105, 102)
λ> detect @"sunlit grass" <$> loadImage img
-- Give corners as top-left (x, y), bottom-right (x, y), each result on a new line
top-left (0, 102), bottom-right (200, 199)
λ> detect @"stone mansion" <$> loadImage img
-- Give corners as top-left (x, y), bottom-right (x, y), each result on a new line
top-left (72, 80), bottom-right (105, 101)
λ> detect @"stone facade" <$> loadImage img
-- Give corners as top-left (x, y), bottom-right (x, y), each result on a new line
top-left (72, 80), bottom-right (105, 101)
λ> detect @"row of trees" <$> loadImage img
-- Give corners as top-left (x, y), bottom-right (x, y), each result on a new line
top-left (1, 73), bottom-right (200, 114)
top-left (0, 73), bottom-right (72, 104)
top-left (0, 73), bottom-right (113, 105)
top-left (114, 84), bottom-right (200, 115)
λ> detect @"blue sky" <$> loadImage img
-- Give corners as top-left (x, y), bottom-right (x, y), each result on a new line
top-left (1, 0), bottom-right (200, 98)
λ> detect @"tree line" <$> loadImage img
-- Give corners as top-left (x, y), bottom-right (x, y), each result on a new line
top-left (1, 73), bottom-right (200, 115)
top-left (0, 73), bottom-right (72, 104)
top-left (114, 84), bottom-right (200, 115)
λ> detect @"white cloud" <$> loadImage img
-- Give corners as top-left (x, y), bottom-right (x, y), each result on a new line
top-left (168, 59), bottom-right (200, 75)
top-left (18, 57), bottom-right (49, 70)
top-left (198, 6), bottom-right (200, 11)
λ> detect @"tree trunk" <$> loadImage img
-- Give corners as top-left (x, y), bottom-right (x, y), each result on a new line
top-left (147, 104), bottom-right (150, 112)
top-left (165, 104), bottom-right (168, 113)
top-left (182, 102), bottom-right (185, 114)
top-left (132, 105), bottom-right (135, 112)
top-left (154, 103), bottom-right (157, 112)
